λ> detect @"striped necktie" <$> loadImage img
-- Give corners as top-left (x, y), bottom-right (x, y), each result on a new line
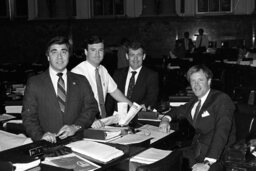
top-left (57, 73), bottom-right (66, 113)
top-left (95, 67), bottom-right (106, 118)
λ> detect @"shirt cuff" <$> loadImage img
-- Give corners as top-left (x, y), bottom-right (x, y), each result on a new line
top-left (204, 157), bottom-right (216, 165)
top-left (162, 115), bottom-right (172, 122)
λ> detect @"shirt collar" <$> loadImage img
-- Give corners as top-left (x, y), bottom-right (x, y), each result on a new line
top-left (85, 60), bottom-right (101, 71)
top-left (49, 66), bottom-right (67, 77)
top-left (198, 89), bottom-right (210, 105)
top-left (128, 66), bottom-right (142, 74)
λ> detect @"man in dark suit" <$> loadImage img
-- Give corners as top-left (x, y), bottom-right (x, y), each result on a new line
top-left (22, 36), bottom-right (99, 142)
top-left (159, 65), bottom-right (235, 171)
top-left (106, 41), bottom-right (159, 114)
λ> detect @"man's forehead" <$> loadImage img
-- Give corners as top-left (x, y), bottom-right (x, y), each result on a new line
top-left (88, 43), bottom-right (104, 49)
top-left (49, 44), bottom-right (68, 50)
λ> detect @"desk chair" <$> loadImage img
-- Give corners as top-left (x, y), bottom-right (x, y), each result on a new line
top-left (135, 150), bottom-right (182, 171)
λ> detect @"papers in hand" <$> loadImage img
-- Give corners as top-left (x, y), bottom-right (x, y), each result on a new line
top-left (130, 148), bottom-right (172, 164)
top-left (117, 102), bottom-right (142, 126)
top-left (66, 140), bottom-right (124, 163)
top-left (42, 153), bottom-right (100, 171)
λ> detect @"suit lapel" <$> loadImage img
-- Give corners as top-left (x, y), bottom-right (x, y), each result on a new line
top-left (194, 90), bottom-right (213, 124)
top-left (43, 70), bottom-right (62, 114)
top-left (120, 67), bottom-right (129, 92)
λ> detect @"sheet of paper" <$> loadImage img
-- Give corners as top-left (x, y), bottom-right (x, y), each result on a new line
top-left (130, 148), bottom-right (172, 164)
top-left (110, 133), bottom-right (151, 145)
top-left (136, 124), bottom-right (174, 144)
top-left (13, 159), bottom-right (41, 171)
top-left (0, 113), bottom-right (16, 121)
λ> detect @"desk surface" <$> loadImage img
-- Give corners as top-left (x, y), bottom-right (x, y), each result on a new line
top-left (0, 121), bottom-right (191, 171)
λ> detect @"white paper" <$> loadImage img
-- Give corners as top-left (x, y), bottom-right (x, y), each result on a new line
top-left (117, 102), bottom-right (128, 114)
top-left (13, 159), bottom-right (40, 171)
top-left (0, 113), bottom-right (16, 121)
top-left (130, 148), bottom-right (172, 164)
top-left (111, 133), bottom-right (151, 145)
top-left (136, 124), bottom-right (174, 144)
top-left (119, 102), bottom-right (142, 126)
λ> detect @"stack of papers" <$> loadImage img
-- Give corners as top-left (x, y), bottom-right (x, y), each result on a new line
top-left (130, 148), bottom-right (172, 164)
top-left (66, 140), bottom-right (124, 163)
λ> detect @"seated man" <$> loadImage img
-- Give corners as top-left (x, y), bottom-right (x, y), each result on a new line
top-left (159, 65), bottom-right (236, 171)
top-left (22, 36), bottom-right (99, 142)
top-left (71, 35), bottom-right (132, 128)
top-left (106, 40), bottom-right (159, 114)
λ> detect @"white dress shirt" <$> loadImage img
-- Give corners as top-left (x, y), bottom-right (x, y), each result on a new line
top-left (71, 61), bottom-right (117, 114)
top-left (49, 66), bottom-right (67, 95)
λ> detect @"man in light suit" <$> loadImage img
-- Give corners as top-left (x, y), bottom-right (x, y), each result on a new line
top-left (159, 65), bottom-right (235, 171)
top-left (106, 41), bottom-right (159, 115)
top-left (22, 36), bottom-right (99, 142)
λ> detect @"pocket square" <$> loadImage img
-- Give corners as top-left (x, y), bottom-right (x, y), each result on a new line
top-left (202, 111), bottom-right (210, 117)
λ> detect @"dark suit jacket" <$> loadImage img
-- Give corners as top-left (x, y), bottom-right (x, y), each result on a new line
top-left (22, 70), bottom-right (99, 141)
top-left (106, 66), bottom-right (159, 115)
top-left (168, 89), bottom-right (236, 162)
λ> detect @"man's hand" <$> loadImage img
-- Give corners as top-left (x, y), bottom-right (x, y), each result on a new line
top-left (159, 117), bottom-right (170, 133)
top-left (57, 125), bottom-right (78, 139)
top-left (91, 120), bottom-right (105, 129)
top-left (41, 132), bottom-right (57, 143)
top-left (192, 163), bottom-right (210, 171)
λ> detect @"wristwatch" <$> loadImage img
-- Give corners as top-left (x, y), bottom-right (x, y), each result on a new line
top-left (203, 160), bottom-right (211, 167)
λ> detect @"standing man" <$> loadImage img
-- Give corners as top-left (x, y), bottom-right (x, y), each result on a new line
top-left (106, 41), bottom-right (159, 114)
top-left (195, 28), bottom-right (209, 53)
top-left (159, 65), bottom-right (235, 171)
top-left (71, 35), bottom-right (132, 128)
top-left (22, 36), bottom-right (99, 142)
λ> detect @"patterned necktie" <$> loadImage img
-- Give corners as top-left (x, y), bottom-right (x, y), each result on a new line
top-left (57, 73), bottom-right (66, 113)
top-left (127, 71), bottom-right (137, 100)
top-left (95, 67), bottom-right (106, 118)
top-left (193, 100), bottom-right (201, 125)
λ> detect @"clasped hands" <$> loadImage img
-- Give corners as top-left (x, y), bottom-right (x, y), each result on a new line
top-left (42, 124), bottom-right (78, 143)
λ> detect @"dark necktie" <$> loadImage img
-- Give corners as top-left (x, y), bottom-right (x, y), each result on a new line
top-left (193, 100), bottom-right (201, 125)
top-left (57, 73), bottom-right (66, 113)
top-left (127, 71), bottom-right (137, 100)
top-left (95, 67), bottom-right (106, 118)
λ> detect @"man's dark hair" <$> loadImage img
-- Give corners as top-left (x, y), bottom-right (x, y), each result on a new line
top-left (186, 64), bottom-right (213, 82)
top-left (184, 32), bottom-right (190, 38)
top-left (127, 41), bottom-right (145, 54)
top-left (45, 36), bottom-right (70, 56)
top-left (199, 28), bottom-right (204, 35)
top-left (83, 35), bottom-right (104, 49)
